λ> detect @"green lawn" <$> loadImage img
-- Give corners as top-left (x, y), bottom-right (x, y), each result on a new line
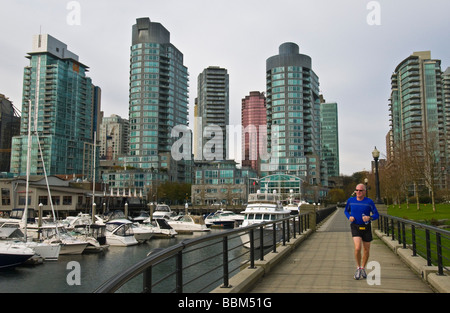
top-left (387, 203), bottom-right (450, 226)
top-left (386, 203), bottom-right (450, 267)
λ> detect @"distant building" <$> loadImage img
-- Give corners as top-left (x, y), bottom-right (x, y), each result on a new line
top-left (320, 99), bottom-right (339, 177)
top-left (262, 42), bottom-right (327, 202)
top-left (388, 51), bottom-right (449, 189)
top-left (241, 91), bottom-right (266, 174)
top-left (194, 66), bottom-right (229, 161)
top-left (99, 114), bottom-right (129, 160)
top-left (192, 160), bottom-right (257, 206)
top-left (10, 34), bottom-right (100, 180)
top-left (0, 94), bottom-right (20, 172)
top-left (123, 17), bottom-right (190, 183)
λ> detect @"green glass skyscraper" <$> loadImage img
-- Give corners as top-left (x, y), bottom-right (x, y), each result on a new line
top-left (262, 43), bottom-right (326, 188)
top-left (125, 17), bottom-right (190, 182)
top-left (10, 34), bottom-right (100, 179)
top-left (389, 51), bottom-right (448, 188)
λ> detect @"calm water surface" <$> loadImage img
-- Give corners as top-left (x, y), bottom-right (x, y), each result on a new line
top-left (0, 230), bottom-right (228, 293)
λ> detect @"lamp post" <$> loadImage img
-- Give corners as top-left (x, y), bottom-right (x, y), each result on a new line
top-left (372, 147), bottom-right (382, 204)
top-left (364, 178), bottom-right (369, 199)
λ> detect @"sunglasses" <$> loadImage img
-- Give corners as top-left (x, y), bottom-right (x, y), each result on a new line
top-left (355, 189), bottom-right (365, 192)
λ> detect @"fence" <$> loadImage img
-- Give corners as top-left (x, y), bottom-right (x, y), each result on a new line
top-left (94, 211), bottom-right (313, 293)
top-left (378, 213), bottom-right (450, 275)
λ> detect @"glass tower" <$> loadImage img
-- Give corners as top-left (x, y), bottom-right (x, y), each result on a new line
top-left (10, 34), bottom-right (100, 179)
top-left (389, 51), bottom-right (448, 188)
top-left (126, 17), bottom-right (190, 182)
top-left (320, 100), bottom-right (339, 177)
top-left (262, 43), bottom-right (324, 186)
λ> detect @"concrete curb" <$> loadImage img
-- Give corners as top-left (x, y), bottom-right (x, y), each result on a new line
top-left (375, 229), bottom-right (450, 293)
top-left (211, 229), bottom-right (313, 293)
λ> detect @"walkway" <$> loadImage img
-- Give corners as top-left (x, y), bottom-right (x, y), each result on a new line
top-left (249, 208), bottom-right (434, 293)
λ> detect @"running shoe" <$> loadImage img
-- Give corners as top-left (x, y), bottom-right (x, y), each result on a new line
top-left (354, 268), bottom-right (361, 280)
top-left (360, 268), bottom-right (367, 279)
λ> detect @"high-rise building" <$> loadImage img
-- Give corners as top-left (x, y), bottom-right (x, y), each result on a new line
top-left (320, 99), bottom-right (339, 177)
top-left (124, 17), bottom-right (190, 182)
top-left (194, 66), bottom-right (229, 161)
top-left (389, 51), bottom-right (448, 188)
top-left (10, 34), bottom-right (100, 179)
top-left (241, 91), bottom-right (266, 173)
top-left (99, 114), bottom-right (129, 160)
top-left (262, 43), bottom-right (326, 191)
top-left (0, 94), bottom-right (20, 172)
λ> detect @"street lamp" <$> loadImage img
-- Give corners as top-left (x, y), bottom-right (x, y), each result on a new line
top-left (372, 146), bottom-right (382, 204)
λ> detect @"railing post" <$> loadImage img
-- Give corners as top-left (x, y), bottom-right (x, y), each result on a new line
top-left (259, 226), bottom-right (264, 260)
top-left (249, 229), bottom-right (255, 269)
top-left (282, 220), bottom-right (286, 246)
top-left (397, 221), bottom-right (402, 244)
top-left (272, 222), bottom-right (277, 253)
top-left (221, 236), bottom-right (231, 288)
top-left (176, 250), bottom-right (183, 293)
top-left (425, 229), bottom-right (432, 266)
top-left (411, 225), bottom-right (417, 256)
top-left (391, 219), bottom-right (395, 241)
top-left (143, 266), bottom-right (152, 293)
top-left (401, 222), bottom-right (406, 249)
top-left (292, 216), bottom-right (296, 239)
top-left (436, 233), bottom-right (444, 276)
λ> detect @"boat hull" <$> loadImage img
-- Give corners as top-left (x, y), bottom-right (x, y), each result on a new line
top-left (0, 243), bottom-right (35, 268)
top-left (106, 235), bottom-right (138, 246)
top-left (27, 242), bottom-right (61, 261)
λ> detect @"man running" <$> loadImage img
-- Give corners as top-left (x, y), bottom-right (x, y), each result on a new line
top-left (344, 183), bottom-right (379, 280)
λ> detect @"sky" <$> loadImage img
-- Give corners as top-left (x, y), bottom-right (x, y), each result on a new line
top-left (1, 0), bottom-right (450, 176)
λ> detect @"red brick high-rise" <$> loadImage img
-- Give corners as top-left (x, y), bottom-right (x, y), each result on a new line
top-left (241, 91), bottom-right (266, 173)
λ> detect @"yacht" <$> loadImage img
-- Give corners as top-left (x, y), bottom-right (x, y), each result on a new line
top-left (131, 223), bottom-right (154, 243)
top-left (152, 204), bottom-right (176, 220)
top-left (0, 226), bottom-right (60, 261)
top-left (105, 219), bottom-right (138, 246)
top-left (204, 210), bottom-right (244, 228)
top-left (142, 218), bottom-right (177, 238)
top-left (168, 215), bottom-right (210, 233)
top-left (240, 191), bottom-right (291, 248)
top-left (0, 241), bottom-right (35, 269)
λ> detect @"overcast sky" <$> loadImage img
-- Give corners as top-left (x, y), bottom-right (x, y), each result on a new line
top-left (1, 0), bottom-right (450, 176)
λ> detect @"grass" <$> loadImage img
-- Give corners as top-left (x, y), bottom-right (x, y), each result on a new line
top-left (387, 203), bottom-right (450, 226)
top-left (386, 203), bottom-right (450, 268)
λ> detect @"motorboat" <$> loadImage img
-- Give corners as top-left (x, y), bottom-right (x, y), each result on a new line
top-left (240, 191), bottom-right (291, 248)
top-left (105, 219), bottom-right (138, 246)
top-left (71, 224), bottom-right (109, 253)
top-left (131, 223), bottom-right (154, 243)
top-left (152, 204), bottom-right (176, 220)
top-left (142, 218), bottom-right (177, 238)
top-left (0, 226), bottom-right (60, 261)
top-left (205, 210), bottom-right (244, 228)
top-left (0, 241), bottom-right (35, 269)
top-left (168, 215), bottom-right (210, 233)
top-left (132, 211), bottom-right (150, 223)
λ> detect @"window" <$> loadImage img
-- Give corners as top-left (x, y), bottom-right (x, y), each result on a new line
top-left (63, 196), bottom-right (72, 205)
top-left (1, 188), bottom-right (10, 205)
top-left (38, 196), bottom-right (48, 205)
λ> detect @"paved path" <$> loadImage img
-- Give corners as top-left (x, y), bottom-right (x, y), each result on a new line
top-left (249, 208), bottom-right (434, 293)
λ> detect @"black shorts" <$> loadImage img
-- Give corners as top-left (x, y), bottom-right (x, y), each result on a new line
top-left (350, 223), bottom-right (373, 242)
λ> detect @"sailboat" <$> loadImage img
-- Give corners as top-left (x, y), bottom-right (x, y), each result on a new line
top-left (14, 100), bottom-right (64, 259)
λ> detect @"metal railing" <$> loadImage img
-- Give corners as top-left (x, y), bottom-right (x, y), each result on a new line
top-left (94, 211), bottom-right (312, 293)
top-left (378, 213), bottom-right (450, 275)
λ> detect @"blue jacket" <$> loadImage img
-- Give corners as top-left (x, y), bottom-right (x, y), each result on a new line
top-left (344, 197), bottom-right (379, 225)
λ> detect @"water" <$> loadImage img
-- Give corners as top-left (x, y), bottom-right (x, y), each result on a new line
top-left (0, 230), bottom-right (231, 293)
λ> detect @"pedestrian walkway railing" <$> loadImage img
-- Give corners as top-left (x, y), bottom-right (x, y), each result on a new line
top-left (94, 212), bottom-right (313, 293)
top-left (378, 213), bottom-right (450, 275)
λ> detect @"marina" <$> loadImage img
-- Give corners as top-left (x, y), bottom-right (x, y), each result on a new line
top-left (0, 228), bottom-right (230, 293)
